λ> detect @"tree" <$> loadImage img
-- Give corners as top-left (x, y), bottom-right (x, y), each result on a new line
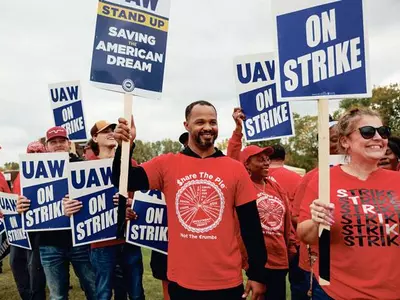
top-left (285, 113), bottom-right (318, 171)
top-left (3, 162), bottom-right (19, 170)
top-left (133, 139), bottom-right (182, 164)
top-left (333, 84), bottom-right (400, 136)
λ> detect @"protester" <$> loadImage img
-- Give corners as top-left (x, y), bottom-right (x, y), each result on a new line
top-left (112, 100), bottom-right (267, 300)
top-left (298, 107), bottom-right (400, 299)
top-left (3, 141), bottom-right (48, 299)
top-left (290, 118), bottom-right (340, 300)
top-left (378, 136), bottom-right (400, 171)
top-left (268, 144), bottom-right (302, 203)
top-left (227, 108), bottom-right (296, 299)
top-left (83, 139), bottom-right (98, 160)
top-left (64, 120), bottom-right (145, 300)
top-left (16, 126), bottom-right (96, 300)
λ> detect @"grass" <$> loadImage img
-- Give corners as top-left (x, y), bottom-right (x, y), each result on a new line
top-left (0, 248), bottom-right (291, 299)
top-left (0, 248), bottom-right (163, 299)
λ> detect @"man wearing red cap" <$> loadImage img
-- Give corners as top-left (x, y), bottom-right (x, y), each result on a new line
top-left (64, 120), bottom-right (145, 300)
top-left (113, 100), bottom-right (267, 300)
top-left (16, 126), bottom-right (96, 300)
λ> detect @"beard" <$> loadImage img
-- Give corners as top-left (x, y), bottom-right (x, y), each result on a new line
top-left (194, 131), bottom-right (218, 149)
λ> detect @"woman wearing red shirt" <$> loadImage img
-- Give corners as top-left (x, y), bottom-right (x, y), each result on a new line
top-left (228, 108), bottom-right (296, 299)
top-left (298, 107), bottom-right (400, 299)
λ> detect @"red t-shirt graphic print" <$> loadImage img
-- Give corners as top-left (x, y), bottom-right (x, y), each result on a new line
top-left (299, 166), bottom-right (400, 300)
top-left (176, 179), bottom-right (225, 234)
top-left (142, 153), bottom-right (257, 290)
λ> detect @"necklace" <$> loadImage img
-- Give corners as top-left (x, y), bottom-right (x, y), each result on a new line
top-left (253, 181), bottom-right (266, 193)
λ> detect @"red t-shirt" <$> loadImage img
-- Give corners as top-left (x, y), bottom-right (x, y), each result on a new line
top-left (12, 173), bottom-right (20, 194)
top-left (142, 152), bottom-right (257, 290)
top-left (0, 172), bottom-right (11, 193)
top-left (293, 168), bottom-right (318, 271)
top-left (299, 166), bottom-right (400, 299)
top-left (268, 167), bottom-right (302, 203)
top-left (253, 181), bottom-right (296, 269)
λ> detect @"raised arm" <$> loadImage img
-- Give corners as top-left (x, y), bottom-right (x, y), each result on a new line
top-left (112, 116), bottom-right (150, 191)
top-left (227, 107), bottom-right (245, 161)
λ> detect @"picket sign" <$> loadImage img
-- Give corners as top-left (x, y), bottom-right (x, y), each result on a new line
top-left (317, 100), bottom-right (331, 285)
top-left (117, 94), bottom-right (133, 238)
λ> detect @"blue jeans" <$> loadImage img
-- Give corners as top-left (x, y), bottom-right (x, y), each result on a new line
top-left (10, 233), bottom-right (46, 300)
top-left (309, 275), bottom-right (334, 300)
top-left (39, 245), bottom-right (96, 300)
top-left (289, 250), bottom-right (311, 300)
top-left (91, 243), bottom-right (145, 300)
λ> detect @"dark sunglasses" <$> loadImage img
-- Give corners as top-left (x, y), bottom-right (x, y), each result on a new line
top-left (358, 126), bottom-right (391, 139)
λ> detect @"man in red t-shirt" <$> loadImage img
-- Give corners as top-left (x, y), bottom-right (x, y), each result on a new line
top-left (113, 100), bottom-right (267, 300)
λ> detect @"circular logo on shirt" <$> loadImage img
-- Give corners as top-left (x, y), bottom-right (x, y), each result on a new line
top-left (122, 79), bottom-right (135, 92)
top-left (175, 179), bottom-right (225, 233)
top-left (257, 194), bottom-right (285, 233)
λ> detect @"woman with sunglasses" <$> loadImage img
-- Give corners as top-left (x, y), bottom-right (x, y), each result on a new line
top-left (228, 107), bottom-right (296, 299)
top-left (297, 107), bottom-right (400, 300)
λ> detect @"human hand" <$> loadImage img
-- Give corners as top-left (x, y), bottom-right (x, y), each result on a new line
top-left (17, 196), bottom-right (31, 214)
top-left (232, 107), bottom-right (245, 133)
top-left (63, 195), bottom-right (82, 217)
top-left (113, 115), bottom-right (136, 146)
top-left (126, 207), bottom-right (138, 221)
top-left (310, 199), bottom-right (335, 226)
top-left (242, 280), bottom-right (266, 300)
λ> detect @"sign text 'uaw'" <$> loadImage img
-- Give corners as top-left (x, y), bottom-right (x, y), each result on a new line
top-left (234, 52), bottom-right (295, 142)
top-left (49, 81), bottom-right (87, 142)
top-left (20, 153), bottom-right (71, 232)
top-left (0, 192), bottom-right (31, 250)
top-left (69, 159), bottom-right (119, 247)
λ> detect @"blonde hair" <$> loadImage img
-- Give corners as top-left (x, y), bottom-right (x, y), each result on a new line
top-left (337, 107), bottom-right (382, 153)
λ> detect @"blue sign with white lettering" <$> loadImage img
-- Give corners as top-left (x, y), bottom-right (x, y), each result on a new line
top-left (0, 192), bottom-right (31, 250)
top-left (71, 187), bottom-right (118, 246)
top-left (90, 0), bottom-right (171, 100)
top-left (20, 153), bottom-right (71, 232)
top-left (274, 0), bottom-right (370, 100)
top-left (126, 190), bottom-right (168, 254)
top-left (234, 53), bottom-right (295, 142)
top-left (69, 159), bottom-right (119, 246)
top-left (49, 81), bottom-right (87, 142)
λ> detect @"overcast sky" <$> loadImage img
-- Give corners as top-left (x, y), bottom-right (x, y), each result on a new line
top-left (1, 0), bottom-right (399, 166)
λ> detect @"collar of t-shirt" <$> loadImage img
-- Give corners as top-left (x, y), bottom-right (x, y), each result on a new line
top-left (181, 146), bottom-right (224, 159)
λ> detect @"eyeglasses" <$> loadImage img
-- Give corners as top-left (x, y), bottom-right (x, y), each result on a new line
top-left (358, 126), bottom-right (391, 139)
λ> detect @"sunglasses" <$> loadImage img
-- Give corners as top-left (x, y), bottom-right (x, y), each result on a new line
top-left (358, 126), bottom-right (391, 139)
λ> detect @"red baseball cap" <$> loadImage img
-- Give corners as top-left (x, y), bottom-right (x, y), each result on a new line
top-left (46, 126), bottom-right (69, 142)
top-left (240, 145), bottom-right (274, 164)
top-left (27, 141), bottom-right (46, 153)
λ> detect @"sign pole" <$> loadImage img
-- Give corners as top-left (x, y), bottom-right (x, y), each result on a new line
top-left (318, 99), bottom-right (331, 285)
top-left (116, 94), bottom-right (133, 238)
top-left (70, 142), bottom-right (76, 155)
